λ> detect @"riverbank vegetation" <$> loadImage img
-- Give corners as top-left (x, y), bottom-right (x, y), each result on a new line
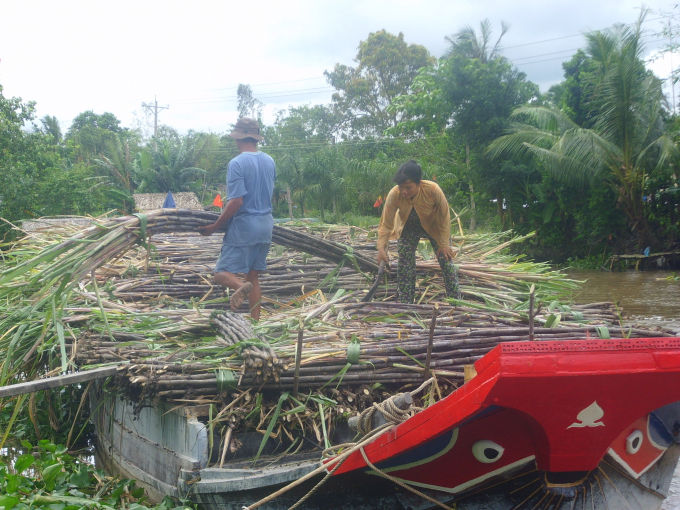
top-left (1, 11), bottom-right (677, 262)
top-left (0, 440), bottom-right (192, 509)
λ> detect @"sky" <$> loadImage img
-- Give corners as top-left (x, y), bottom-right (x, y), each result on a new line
top-left (0, 0), bottom-right (677, 136)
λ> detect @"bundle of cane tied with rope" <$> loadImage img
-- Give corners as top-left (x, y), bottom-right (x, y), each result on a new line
top-left (212, 311), bottom-right (284, 384)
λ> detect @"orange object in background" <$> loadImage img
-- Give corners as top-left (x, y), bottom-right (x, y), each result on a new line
top-left (212, 194), bottom-right (224, 208)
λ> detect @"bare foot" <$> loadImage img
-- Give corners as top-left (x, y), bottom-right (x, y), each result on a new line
top-left (230, 282), bottom-right (253, 311)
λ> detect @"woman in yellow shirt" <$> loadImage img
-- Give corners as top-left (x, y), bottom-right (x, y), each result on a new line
top-left (377, 160), bottom-right (459, 303)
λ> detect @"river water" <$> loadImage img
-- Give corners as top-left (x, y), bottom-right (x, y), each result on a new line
top-left (570, 270), bottom-right (680, 335)
top-left (569, 270), bottom-right (680, 509)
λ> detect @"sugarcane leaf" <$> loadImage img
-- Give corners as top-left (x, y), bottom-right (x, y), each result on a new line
top-left (208, 404), bottom-right (214, 462)
top-left (318, 401), bottom-right (330, 450)
top-left (319, 362), bottom-right (351, 391)
top-left (283, 405), bottom-right (306, 415)
top-left (52, 298), bottom-right (67, 374)
top-left (396, 347), bottom-right (425, 368)
top-left (596, 326), bottom-right (610, 339)
top-left (254, 392), bottom-right (289, 462)
top-left (308, 394), bottom-right (336, 406)
top-left (544, 314), bottom-right (560, 328)
top-left (245, 393), bottom-right (263, 421)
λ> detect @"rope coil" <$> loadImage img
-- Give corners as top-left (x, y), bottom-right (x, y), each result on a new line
top-left (356, 393), bottom-right (414, 437)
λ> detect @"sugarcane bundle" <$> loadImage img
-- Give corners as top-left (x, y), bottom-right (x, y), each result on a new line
top-left (69, 297), bottom-right (672, 402)
top-left (213, 311), bottom-right (284, 384)
top-left (1, 210), bottom-right (671, 465)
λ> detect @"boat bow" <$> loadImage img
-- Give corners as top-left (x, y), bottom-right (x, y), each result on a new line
top-left (330, 337), bottom-right (680, 491)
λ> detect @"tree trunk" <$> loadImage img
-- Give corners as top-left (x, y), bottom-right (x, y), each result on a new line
top-left (466, 143), bottom-right (476, 231)
top-left (286, 185), bottom-right (294, 220)
top-left (618, 179), bottom-right (655, 250)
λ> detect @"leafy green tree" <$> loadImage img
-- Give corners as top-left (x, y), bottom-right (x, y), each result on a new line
top-left (391, 20), bottom-right (537, 230)
top-left (548, 50), bottom-right (599, 126)
top-left (488, 13), bottom-right (675, 248)
top-left (0, 87), bottom-right (109, 235)
top-left (265, 105), bottom-right (340, 217)
top-left (325, 30), bottom-right (434, 136)
top-left (65, 111), bottom-right (124, 163)
top-left (40, 115), bottom-right (62, 144)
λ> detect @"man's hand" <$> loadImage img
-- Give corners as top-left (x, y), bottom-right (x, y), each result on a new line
top-left (436, 245), bottom-right (456, 261)
top-left (198, 223), bottom-right (218, 236)
top-left (377, 249), bottom-right (389, 265)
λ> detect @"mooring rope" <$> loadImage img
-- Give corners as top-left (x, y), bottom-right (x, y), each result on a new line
top-left (356, 393), bottom-right (415, 437)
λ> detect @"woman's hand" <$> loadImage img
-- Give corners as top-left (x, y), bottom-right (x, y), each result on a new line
top-left (436, 245), bottom-right (455, 261)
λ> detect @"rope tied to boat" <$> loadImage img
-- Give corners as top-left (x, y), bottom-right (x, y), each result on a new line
top-left (243, 378), bottom-right (439, 510)
top-left (356, 392), bottom-right (414, 436)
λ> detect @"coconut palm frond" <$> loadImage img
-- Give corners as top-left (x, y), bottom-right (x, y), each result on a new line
top-left (636, 134), bottom-right (679, 172)
top-left (509, 105), bottom-right (579, 134)
top-left (486, 124), bottom-right (558, 160)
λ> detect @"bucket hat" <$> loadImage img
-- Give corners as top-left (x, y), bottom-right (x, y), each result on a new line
top-left (229, 117), bottom-right (264, 141)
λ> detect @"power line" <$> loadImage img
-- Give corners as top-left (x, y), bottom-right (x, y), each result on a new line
top-left (498, 14), bottom-right (666, 51)
top-left (138, 16), bottom-right (677, 128)
top-left (156, 30), bottom-right (669, 109)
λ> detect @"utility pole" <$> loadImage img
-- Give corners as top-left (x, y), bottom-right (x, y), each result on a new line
top-left (141, 97), bottom-right (169, 147)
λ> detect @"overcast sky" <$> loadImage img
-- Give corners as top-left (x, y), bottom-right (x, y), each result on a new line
top-left (0, 0), bottom-right (677, 136)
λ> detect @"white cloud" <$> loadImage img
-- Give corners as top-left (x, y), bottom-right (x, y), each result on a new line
top-left (0, 0), bottom-right (674, 134)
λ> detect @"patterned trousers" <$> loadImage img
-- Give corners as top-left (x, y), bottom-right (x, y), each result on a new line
top-left (397, 209), bottom-right (460, 304)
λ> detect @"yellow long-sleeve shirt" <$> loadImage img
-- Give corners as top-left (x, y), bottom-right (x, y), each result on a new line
top-left (377, 180), bottom-right (451, 252)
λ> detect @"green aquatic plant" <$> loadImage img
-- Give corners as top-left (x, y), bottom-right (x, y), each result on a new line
top-left (0, 440), bottom-right (194, 509)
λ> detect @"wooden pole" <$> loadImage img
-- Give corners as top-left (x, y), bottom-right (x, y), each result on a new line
top-left (293, 325), bottom-right (304, 398)
top-left (0, 366), bottom-right (120, 398)
top-left (528, 288), bottom-right (535, 341)
top-left (424, 305), bottom-right (439, 380)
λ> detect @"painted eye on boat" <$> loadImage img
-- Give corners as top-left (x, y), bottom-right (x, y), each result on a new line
top-left (472, 440), bottom-right (505, 464)
top-left (626, 430), bottom-right (644, 454)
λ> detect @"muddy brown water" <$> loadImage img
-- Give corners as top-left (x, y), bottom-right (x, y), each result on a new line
top-left (569, 270), bottom-right (680, 508)
top-left (569, 270), bottom-right (680, 335)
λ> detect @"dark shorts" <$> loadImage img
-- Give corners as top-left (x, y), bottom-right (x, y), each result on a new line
top-left (215, 242), bottom-right (270, 274)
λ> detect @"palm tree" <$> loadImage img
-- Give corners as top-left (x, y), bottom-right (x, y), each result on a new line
top-left (94, 135), bottom-right (136, 213)
top-left (443, 19), bottom-right (513, 230)
top-left (134, 137), bottom-right (206, 194)
top-left (488, 13), bottom-right (675, 247)
top-left (445, 18), bottom-right (509, 62)
top-left (305, 147), bottom-right (347, 219)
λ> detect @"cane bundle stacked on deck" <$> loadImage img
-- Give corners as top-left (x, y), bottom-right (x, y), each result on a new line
top-left (0, 209), bottom-right (672, 465)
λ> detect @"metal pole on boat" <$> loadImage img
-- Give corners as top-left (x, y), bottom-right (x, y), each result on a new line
top-left (293, 322), bottom-right (304, 398)
top-left (425, 305), bottom-right (439, 380)
top-left (529, 284), bottom-right (535, 341)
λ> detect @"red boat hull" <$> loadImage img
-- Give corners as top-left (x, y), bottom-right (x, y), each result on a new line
top-left (328, 338), bottom-right (680, 503)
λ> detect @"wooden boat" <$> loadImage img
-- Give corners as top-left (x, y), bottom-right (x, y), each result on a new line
top-left (92, 336), bottom-right (680, 509)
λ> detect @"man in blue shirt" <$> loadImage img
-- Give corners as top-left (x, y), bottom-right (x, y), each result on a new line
top-left (199, 118), bottom-right (276, 320)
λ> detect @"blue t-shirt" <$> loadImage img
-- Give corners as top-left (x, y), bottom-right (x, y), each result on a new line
top-left (225, 151), bottom-right (276, 246)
